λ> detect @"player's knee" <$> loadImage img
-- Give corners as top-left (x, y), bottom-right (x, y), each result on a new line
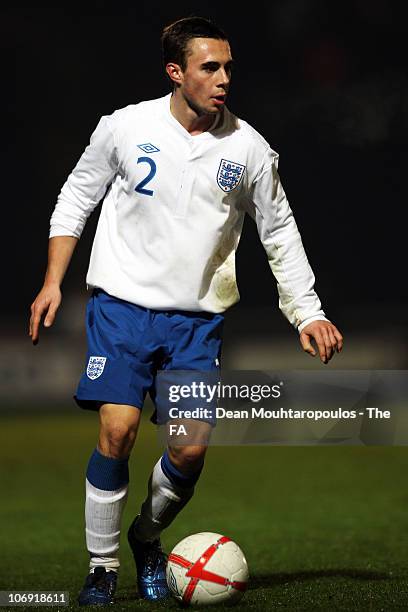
top-left (100, 422), bottom-right (137, 458)
top-left (168, 445), bottom-right (207, 474)
top-left (98, 404), bottom-right (140, 458)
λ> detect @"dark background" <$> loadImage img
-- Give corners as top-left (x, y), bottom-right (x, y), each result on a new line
top-left (2, 0), bottom-right (407, 398)
top-left (2, 6), bottom-right (408, 607)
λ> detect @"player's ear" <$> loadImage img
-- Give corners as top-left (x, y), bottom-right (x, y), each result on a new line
top-left (166, 62), bottom-right (183, 86)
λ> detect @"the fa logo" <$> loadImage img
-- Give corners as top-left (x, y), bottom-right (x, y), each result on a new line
top-left (86, 356), bottom-right (107, 380)
top-left (217, 158), bottom-right (246, 192)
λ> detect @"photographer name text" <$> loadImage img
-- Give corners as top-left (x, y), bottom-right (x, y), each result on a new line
top-left (168, 407), bottom-right (390, 421)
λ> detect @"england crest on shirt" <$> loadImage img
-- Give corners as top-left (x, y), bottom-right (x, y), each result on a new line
top-left (86, 356), bottom-right (107, 380)
top-left (217, 158), bottom-right (246, 193)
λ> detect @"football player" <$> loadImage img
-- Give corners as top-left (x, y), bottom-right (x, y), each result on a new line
top-left (29, 16), bottom-right (343, 606)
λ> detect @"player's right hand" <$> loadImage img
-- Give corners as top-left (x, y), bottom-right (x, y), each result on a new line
top-left (29, 283), bottom-right (62, 345)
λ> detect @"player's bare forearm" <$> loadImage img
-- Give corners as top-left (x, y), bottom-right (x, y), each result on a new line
top-left (44, 236), bottom-right (79, 285)
top-left (299, 320), bottom-right (343, 364)
top-left (29, 236), bottom-right (79, 345)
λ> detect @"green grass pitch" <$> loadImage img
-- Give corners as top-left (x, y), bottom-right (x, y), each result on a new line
top-left (1, 412), bottom-right (407, 610)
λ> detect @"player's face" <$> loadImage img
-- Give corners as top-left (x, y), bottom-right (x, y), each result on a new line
top-left (180, 38), bottom-right (233, 115)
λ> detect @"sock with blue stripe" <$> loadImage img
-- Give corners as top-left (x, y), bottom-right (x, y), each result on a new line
top-left (131, 450), bottom-right (203, 543)
top-left (85, 448), bottom-right (129, 572)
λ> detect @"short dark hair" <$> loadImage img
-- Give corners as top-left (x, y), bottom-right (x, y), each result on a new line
top-left (161, 16), bottom-right (228, 71)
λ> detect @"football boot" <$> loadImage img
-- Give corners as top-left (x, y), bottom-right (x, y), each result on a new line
top-left (127, 517), bottom-right (170, 600)
top-left (78, 565), bottom-right (117, 606)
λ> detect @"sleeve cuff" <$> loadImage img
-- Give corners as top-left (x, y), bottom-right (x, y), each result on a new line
top-left (297, 315), bottom-right (329, 334)
top-left (49, 226), bottom-right (81, 239)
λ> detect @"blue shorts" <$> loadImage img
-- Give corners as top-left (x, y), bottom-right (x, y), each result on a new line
top-left (74, 289), bottom-right (224, 415)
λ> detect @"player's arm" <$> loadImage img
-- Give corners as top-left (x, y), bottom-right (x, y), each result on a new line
top-left (29, 114), bottom-right (119, 345)
top-left (246, 149), bottom-right (343, 363)
top-left (29, 236), bottom-right (78, 345)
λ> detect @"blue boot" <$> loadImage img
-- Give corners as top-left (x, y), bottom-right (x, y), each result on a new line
top-left (127, 517), bottom-right (170, 600)
top-left (78, 566), bottom-right (117, 606)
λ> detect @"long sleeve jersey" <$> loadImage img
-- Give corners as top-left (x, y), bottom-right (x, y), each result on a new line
top-left (50, 93), bottom-right (327, 331)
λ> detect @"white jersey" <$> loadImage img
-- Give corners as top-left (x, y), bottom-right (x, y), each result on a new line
top-left (50, 93), bottom-right (327, 331)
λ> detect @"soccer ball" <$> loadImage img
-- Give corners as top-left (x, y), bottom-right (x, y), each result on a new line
top-left (166, 532), bottom-right (249, 606)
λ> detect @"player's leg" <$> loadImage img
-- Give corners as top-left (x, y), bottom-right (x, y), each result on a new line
top-left (74, 289), bottom-right (157, 604)
top-left (127, 443), bottom-right (208, 600)
top-left (129, 442), bottom-right (207, 541)
top-left (86, 403), bottom-right (141, 570)
top-left (127, 310), bottom-right (222, 600)
top-left (79, 403), bottom-right (141, 606)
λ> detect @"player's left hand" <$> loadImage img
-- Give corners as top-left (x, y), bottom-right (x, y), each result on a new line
top-left (299, 320), bottom-right (343, 364)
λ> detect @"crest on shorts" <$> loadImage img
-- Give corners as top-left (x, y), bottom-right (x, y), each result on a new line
top-left (217, 158), bottom-right (246, 193)
top-left (86, 356), bottom-right (107, 380)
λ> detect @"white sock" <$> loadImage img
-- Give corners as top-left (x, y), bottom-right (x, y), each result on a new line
top-left (132, 459), bottom-right (194, 543)
top-left (85, 479), bottom-right (128, 572)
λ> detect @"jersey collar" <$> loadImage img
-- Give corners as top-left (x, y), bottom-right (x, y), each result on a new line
top-left (162, 93), bottom-right (223, 141)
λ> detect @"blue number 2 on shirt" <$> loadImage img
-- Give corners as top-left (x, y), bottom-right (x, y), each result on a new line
top-left (135, 157), bottom-right (157, 196)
